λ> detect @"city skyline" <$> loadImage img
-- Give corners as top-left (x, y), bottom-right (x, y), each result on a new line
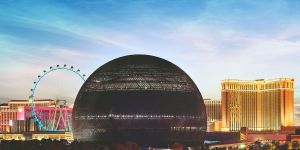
top-left (1, 1), bottom-right (300, 102)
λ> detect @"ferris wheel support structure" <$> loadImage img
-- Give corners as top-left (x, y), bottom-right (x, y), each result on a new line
top-left (29, 64), bottom-right (86, 131)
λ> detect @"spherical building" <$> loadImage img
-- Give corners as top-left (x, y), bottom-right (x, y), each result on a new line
top-left (73, 55), bottom-right (206, 147)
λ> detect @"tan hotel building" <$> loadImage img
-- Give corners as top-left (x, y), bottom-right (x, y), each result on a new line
top-left (204, 99), bottom-right (222, 131)
top-left (204, 99), bottom-right (221, 123)
top-left (221, 78), bottom-right (294, 132)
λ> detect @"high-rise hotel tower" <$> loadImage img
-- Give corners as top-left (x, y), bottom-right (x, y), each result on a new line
top-left (204, 99), bottom-right (222, 131)
top-left (221, 78), bottom-right (294, 132)
top-left (204, 99), bottom-right (221, 123)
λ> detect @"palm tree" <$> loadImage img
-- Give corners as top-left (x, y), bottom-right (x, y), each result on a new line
top-left (253, 140), bottom-right (263, 149)
top-left (271, 140), bottom-right (279, 150)
top-left (292, 141), bottom-right (300, 150)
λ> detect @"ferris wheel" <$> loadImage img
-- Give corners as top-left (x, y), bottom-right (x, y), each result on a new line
top-left (29, 64), bottom-right (86, 131)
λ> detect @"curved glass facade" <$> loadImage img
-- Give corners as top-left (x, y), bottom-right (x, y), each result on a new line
top-left (73, 55), bottom-right (206, 147)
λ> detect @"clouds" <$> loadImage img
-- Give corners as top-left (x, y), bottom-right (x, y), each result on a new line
top-left (0, 0), bottom-right (300, 102)
top-left (50, 48), bottom-right (99, 59)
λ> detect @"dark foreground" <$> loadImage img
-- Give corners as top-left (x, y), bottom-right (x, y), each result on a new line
top-left (0, 139), bottom-right (196, 150)
top-left (0, 139), bottom-right (140, 150)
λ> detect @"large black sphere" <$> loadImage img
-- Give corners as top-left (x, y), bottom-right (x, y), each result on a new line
top-left (73, 55), bottom-right (206, 147)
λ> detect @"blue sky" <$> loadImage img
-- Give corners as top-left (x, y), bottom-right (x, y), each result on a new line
top-left (0, 0), bottom-right (300, 104)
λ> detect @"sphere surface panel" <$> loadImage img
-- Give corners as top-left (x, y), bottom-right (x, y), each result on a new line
top-left (73, 55), bottom-right (206, 147)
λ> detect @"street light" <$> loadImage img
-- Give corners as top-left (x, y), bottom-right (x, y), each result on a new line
top-left (240, 143), bottom-right (246, 149)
